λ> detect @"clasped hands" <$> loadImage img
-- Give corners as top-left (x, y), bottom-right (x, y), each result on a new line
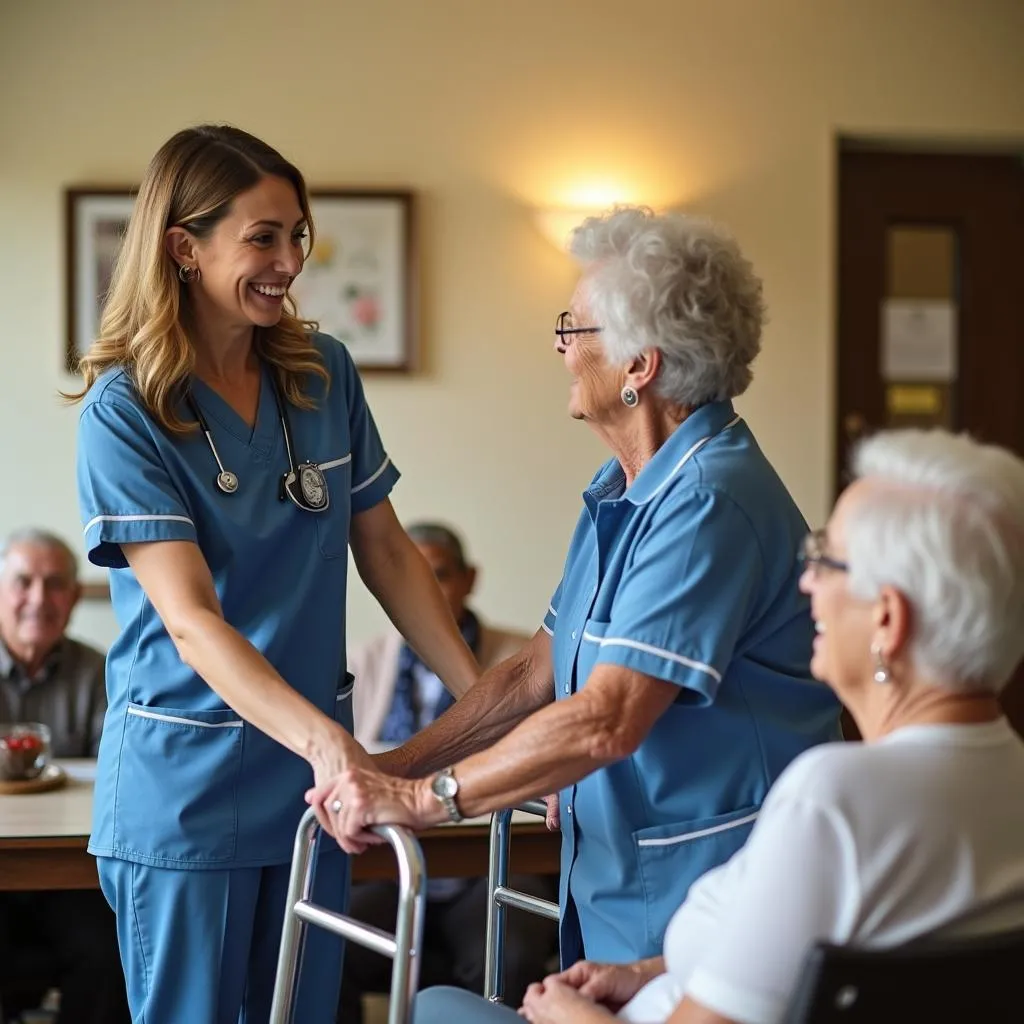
top-left (306, 743), bottom-right (440, 855)
top-left (517, 959), bottom-right (656, 1023)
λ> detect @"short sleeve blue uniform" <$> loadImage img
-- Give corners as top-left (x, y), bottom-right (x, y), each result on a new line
top-left (76, 333), bottom-right (398, 1022)
top-left (543, 400), bottom-right (839, 967)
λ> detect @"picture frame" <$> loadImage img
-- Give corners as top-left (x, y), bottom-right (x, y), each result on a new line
top-left (63, 187), bottom-right (417, 373)
top-left (293, 190), bottom-right (417, 372)
top-left (65, 187), bottom-right (136, 372)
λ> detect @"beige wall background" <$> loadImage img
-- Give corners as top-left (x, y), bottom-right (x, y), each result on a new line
top-left (1, 0), bottom-right (1022, 651)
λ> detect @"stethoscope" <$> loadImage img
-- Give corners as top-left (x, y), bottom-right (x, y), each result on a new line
top-left (185, 375), bottom-right (330, 513)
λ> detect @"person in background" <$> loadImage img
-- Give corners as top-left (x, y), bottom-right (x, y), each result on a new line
top-left (415, 428), bottom-right (1024, 1024)
top-left (339, 522), bottom-right (558, 1021)
top-left (0, 528), bottom-right (130, 1024)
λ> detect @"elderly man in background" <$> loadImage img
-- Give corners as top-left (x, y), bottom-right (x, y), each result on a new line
top-left (0, 528), bottom-right (129, 1024)
top-left (339, 523), bottom-right (559, 1022)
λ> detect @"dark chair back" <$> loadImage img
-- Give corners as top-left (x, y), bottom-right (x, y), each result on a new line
top-left (783, 926), bottom-right (1024, 1022)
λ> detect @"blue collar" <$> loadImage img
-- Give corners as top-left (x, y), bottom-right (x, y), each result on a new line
top-left (586, 400), bottom-right (741, 507)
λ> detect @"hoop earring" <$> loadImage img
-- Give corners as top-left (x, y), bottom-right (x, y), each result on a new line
top-left (620, 385), bottom-right (639, 408)
top-left (178, 264), bottom-right (200, 284)
top-left (871, 643), bottom-right (891, 685)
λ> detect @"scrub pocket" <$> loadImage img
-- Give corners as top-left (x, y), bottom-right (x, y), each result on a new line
top-left (112, 703), bottom-right (244, 865)
top-left (633, 804), bottom-right (759, 949)
top-left (334, 672), bottom-right (355, 734)
top-left (315, 455), bottom-right (352, 559)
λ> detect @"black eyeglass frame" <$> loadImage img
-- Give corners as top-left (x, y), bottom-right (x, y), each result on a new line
top-left (800, 528), bottom-right (850, 574)
top-left (555, 310), bottom-right (604, 342)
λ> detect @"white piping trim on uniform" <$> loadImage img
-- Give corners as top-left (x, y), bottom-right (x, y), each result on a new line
top-left (547, 604), bottom-right (558, 618)
top-left (319, 454), bottom-right (353, 472)
top-left (541, 622), bottom-right (554, 636)
top-left (127, 707), bottom-right (243, 728)
top-left (84, 513), bottom-right (194, 534)
top-left (351, 456), bottom-right (392, 495)
top-left (582, 632), bottom-right (722, 683)
top-left (637, 810), bottom-right (759, 848)
top-left (634, 415), bottom-right (741, 505)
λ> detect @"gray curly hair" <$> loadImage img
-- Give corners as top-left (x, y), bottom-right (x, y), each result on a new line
top-left (568, 207), bottom-right (766, 408)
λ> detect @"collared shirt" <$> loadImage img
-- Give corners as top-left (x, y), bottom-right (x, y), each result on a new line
top-left (542, 399), bottom-right (840, 966)
top-left (75, 333), bottom-right (399, 870)
top-left (0, 636), bottom-right (106, 757)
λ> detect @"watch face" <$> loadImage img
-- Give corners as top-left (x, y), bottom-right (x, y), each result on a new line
top-left (434, 773), bottom-right (458, 799)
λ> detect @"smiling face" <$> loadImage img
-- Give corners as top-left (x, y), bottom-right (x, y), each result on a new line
top-left (0, 542), bottom-right (80, 665)
top-left (172, 174), bottom-right (307, 335)
top-left (558, 276), bottom-right (624, 424)
top-left (799, 481), bottom-right (877, 699)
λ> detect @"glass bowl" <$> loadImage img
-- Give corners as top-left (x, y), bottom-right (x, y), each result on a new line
top-left (0, 722), bottom-right (52, 782)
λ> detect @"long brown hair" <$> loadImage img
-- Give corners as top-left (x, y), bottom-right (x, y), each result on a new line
top-left (66, 125), bottom-right (328, 432)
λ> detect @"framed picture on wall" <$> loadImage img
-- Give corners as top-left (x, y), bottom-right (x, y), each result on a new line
top-left (291, 190), bottom-right (417, 372)
top-left (65, 188), bottom-right (136, 372)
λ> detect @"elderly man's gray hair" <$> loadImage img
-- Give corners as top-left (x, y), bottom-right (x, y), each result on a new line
top-left (0, 528), bottom-right (80, 579)
top-left (846, 429), bottom-right (1024, 694)
top-left (569, 207), bottom-right (765, 409)
top-left (406, 522), bottom-right (468, 570)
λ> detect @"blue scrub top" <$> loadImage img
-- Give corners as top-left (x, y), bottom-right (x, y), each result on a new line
top-left (543, 400), bottom-right (839, 965)
top-left (76, 333), bottom-right (399, 870)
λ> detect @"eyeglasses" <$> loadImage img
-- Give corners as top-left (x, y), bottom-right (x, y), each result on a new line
top-left (800, 529), bottom-right (849, 574)
top-left (555, 311), bottom-right (603, 346)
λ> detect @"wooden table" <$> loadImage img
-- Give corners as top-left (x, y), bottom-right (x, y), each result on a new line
top-left (0, 761), bottom-right (560, 892)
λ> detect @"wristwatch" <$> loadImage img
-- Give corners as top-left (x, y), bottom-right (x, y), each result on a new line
top-left (430, 766), bottom-right (463, 823)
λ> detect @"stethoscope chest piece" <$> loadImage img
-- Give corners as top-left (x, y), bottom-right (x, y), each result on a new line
top-left (281, 462), bottom-right (329, 512)
top-left (216, 470), bottom-right (239, 495)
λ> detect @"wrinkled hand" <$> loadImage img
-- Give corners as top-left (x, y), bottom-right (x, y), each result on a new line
top-left (518, 978), bottom-right (615, 1023)
top-left (547, 959), bottom-right (650, 1012)
top-left (305, 764), bottom-right (432, 855)
top-left (544, 793), bottom-right (560, 831)
top-left (307, 728), bottom-right (377, 839)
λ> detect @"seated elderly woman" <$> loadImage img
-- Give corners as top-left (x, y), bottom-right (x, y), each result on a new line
top-left (312, 207), bottom-right (840, 967)
top-left (411, 427), bottom-right (1024, 1024)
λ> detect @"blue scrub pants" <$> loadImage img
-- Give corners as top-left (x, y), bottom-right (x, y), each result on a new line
top-left (97, 848), bottom-right (348, 1024)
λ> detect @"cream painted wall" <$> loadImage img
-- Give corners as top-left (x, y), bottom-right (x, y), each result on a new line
top-left (1, 0), bottom-right (1022, 651)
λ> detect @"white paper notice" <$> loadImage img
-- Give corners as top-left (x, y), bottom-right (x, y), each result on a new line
top-left (881, 300), bottom-right (958, 382)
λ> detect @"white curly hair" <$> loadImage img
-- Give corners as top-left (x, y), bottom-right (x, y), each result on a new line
top-left (846, 429), bottom-right (1024, 693)
top-left (568, 207), bottom-right (765, 408)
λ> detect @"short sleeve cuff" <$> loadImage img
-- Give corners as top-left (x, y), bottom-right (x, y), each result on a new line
top-left (592, 637), bottom-right (721, 703)
top-left (542, 603), bottom-right (557, 636)
top-left (685, 966), bottom-right (785, 1024)
top-left (83, 514), bottom-right (198, 569)
top-left (350, 457), bottom-right (400, 515)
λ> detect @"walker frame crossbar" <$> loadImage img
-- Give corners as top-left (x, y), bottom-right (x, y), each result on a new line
top-left (484, 800), bottom-right (560, 1003)
top-left (269, 807), bottom-right (426, 1024)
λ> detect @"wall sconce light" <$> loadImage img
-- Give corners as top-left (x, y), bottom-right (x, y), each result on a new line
top-left (533, 207), bottom-right (602, 252)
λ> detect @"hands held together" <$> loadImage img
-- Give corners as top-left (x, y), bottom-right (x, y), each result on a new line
top-left (518, 959), bottom-right (658, 1023)
top-left (306, 738), bottom-right (439, 854)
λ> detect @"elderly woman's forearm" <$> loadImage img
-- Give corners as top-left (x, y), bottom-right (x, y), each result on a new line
top-left (388, 643), bottom-right (553, 777)
top-left (448, 666), bottom-right (678, 817)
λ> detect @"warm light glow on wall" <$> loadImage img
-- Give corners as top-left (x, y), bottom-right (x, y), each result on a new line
top-left (533, 182), bottom-right (648, 251)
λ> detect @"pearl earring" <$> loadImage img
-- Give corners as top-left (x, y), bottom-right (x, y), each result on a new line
top-left (871, 643), bottom-right (891, 685)
top-left (621, 385), bottom-right (639, 408)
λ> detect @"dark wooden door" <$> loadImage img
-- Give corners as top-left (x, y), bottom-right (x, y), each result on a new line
top-left (836, 147), bottom-right (1024, 732)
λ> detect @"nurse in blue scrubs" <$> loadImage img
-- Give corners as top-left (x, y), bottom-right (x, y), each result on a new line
top-left (69, 125), bottom-right (479, 1024)
top-left (314, 207), bottom-right (841, 976)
